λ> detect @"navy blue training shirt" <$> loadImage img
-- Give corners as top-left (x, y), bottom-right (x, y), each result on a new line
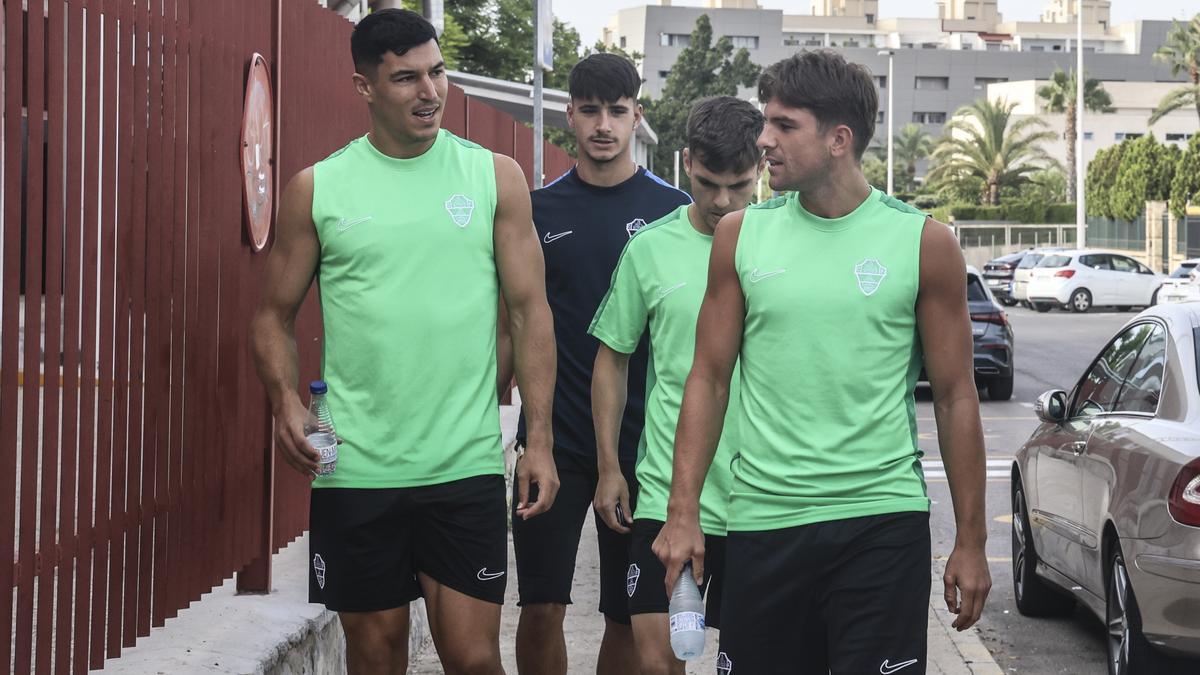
top-left (517, 166), bottom-right (691, 469)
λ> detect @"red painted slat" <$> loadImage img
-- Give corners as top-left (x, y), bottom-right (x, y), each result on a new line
top-left (58, 0), bottom-right (87, 670)
top-left (148, 0), bottom-right (176, 631)
top-left (127, 0), bottom-right (155, 641)
top-left (74, 1), bottom-right (104, 670)
top-left (90, 0), bottom-right (121, 663)
top-left (38, 2), bottom-right (67, 670)
top-left (0, 0), bottom-right (26, 671)
top-left (105, 0), bottom-right (137, 657)
top-left (16, 0), bottom-right (49, 669)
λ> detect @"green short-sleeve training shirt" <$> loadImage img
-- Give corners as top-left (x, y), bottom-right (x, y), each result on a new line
top-left (589, 205), bottom-right (739, 535)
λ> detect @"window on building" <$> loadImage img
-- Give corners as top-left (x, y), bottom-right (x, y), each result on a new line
top-left (728, 35), bottom-right (759, 50)
top-left (806, 38), bottom-right (824, 46)
top-left (1052, 44), bottom-right (1062, 51)
top-left (921, 42), bottom-right (939, 49)
top-left (915, 76), bottom-right (950, 91)
top-left (913, 112), bottom-right (947, 124)
top-left (1167, 133), bottom-right (1193, 142)
top-left (844, 40), bottom-right (861, 48)
top-left (974, 77), bottom-right (1008, 90)
top-left (877, 111), bottom-right (886, 124)
top-left (1115, 132), bottom-right (1144, 141)
top-left (620, 36), bottom-right (627, 49)
top-left (658, 70), bottom-right (670, 79)
top-left (1084, 132), bottom-right (1094, 140)
top-left (866, 13), bottom-right (875, 23)
top-left (1029, 45), bottom-right (1045, 52)
top-left (661, 33), bottom-right (691, 48)
top-left (875, 75), bottom-right (887, 88)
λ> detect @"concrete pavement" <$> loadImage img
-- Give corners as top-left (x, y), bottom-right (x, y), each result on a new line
top-left (106, 401), bottom-right (1004, 674)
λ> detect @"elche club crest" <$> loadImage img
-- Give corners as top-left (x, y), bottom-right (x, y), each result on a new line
top-left (445, 194), bottom-right (475, 228)
top-left (717, 651), bottom-right (733, 674)
top-left (625, 218), bottom-right (647, 238)
top-left (854, 258), bottom-right (888, 296)
top-left (626, 563), bottom-right (641, 597)
top-left (313, 554), bottom-right (327, 589)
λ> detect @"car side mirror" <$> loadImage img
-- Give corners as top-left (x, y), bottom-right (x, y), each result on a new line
top-left (1035, 390), bottom-right (1068, 423)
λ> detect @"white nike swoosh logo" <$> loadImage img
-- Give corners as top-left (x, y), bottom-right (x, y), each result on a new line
top-left (477, 568), bottom-right (505, 581)
top-left (658, 282), bottom-right (687, 299)
top-left (879, 658), bottom-right (919, 674)
top-left (337, 216), bottom-right (373, 232)
top-left (543, 231), bottom-right (573, 244)
top-left (749, 268), bottom-right (786, 283)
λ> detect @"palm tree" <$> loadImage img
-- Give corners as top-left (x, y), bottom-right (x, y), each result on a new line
top-left (892, 124), bottom-right (935, 192)
top-left (1037, 68), bottom-right (1113, 202)
top-left (1150, 16), bottom-right (1200, 125)
top-left (928, 98), bottom-right (1059, 206)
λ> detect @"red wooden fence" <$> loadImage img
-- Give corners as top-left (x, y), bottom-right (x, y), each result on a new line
top-left (0, 0), bottom-right (576, 671)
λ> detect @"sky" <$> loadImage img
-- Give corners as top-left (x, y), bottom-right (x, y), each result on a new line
top-left (554, 1), bottom-right (1193, 48)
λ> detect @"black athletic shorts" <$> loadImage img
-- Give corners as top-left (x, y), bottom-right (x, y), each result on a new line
top-left (511, 449), bottom-right (638, 624)
top-left (308, 474), bottom-right (508, 612)
top-left (626, 519), bottom-right (725, 628)
top-left (717, 511), bottom-right (931, 675)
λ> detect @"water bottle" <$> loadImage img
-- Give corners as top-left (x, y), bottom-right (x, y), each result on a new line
top-left (305, 380), bottom-right (338, 476)
top-left (668, 561), bottom-right (705, 660)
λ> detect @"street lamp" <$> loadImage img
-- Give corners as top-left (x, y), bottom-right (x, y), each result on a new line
top-left (1075, 2), bottom-right (1086, 247)
top-left (877, 49), bottom-right (894, 195)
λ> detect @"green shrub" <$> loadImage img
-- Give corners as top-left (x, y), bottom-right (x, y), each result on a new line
top-left (1045, 203), bottom-right (1076, 223)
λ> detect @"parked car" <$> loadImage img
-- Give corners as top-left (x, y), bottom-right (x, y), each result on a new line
top-left (1011, 302), bottom-right (1200, 674)
top-left (1156, 259), bottom-right (1200, 305)
top-left (1027, 250), bottom-right (1165, 313)
top-left (983, 250), bottom-right (1026, 306)
top-left (920, 267), bottom-right (1015, 399)
top-left (1011, 247), bottom-right (1066, 308)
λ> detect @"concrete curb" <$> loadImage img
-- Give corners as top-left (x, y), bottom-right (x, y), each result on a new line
top-left (928, 561), bottom-right (1005, 675)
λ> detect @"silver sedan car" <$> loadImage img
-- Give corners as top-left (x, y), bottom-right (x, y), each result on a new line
top-left (1011, 301), bottom-right (1200, 675)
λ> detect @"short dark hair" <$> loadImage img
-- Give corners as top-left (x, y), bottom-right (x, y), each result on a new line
top-left (757, 50), bottom-right (877, 160)
top-left (568, 53), bottom-right (641, 103)
top-left (687, 96), bottom-right (764, 174)
top-left (351, 8), bottom-right (438, 77)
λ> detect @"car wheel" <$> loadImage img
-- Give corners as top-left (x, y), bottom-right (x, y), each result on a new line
top-left (988, 373), bottom-right (1014, 401)
top-left (1020, 300), bottom-right (1033, 309)
top-left (1033, 302), bottom-right (1052, 313)
top-left (1106, 546), bottom-right (1188, 675)
top-left (1069, 288), bottom-right (1092, 313)
top-left (1000, 297), bottom-right (1017, 307)
top-left (1012, 482), bottom-right (1074, 616)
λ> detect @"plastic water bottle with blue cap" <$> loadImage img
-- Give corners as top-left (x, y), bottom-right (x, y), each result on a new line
top-left (669, 561), bottom-right (705, 660)
top-left (305, 380), bottom-right (338, 476)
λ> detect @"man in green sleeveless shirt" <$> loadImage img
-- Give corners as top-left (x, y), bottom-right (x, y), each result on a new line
top-left (590, 96), bottom-right (762, 675)
top-left (251, 10), bottom-right (557, 674)
top-left (654, 51), bottom-right (992, 674)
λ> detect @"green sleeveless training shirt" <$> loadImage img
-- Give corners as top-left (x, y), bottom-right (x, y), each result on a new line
top-left (588, 205), bottom-right (739, 535)
top-left (309, 130), bottom-right (503, 488)
top-left (729, 187), bottom-right (930, 531)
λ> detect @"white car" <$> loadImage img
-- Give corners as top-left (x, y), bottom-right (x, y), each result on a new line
top-left (1156, 259), bottom-right (1200, 305)
top-left (1027, 249), bottom-right (1165, 313)
top-left (1011, 248), bottom-right (1067, 307)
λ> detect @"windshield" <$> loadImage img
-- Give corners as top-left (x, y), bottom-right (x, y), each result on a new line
top-left (1038, 255), bottom-right (1072, 268)
top-left (1170, 262), bottom-right (1197, 279)
top-left (1018, 253), bottom-right (1044, 269)
top-left (967, 274), bottom-right (989, 302)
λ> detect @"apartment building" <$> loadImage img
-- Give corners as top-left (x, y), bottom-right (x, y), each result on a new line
top-left (603, 0), bottom-right (1186, 147)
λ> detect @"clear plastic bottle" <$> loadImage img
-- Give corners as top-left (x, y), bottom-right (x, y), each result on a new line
top-left (305, 380), bottom-right (338, 476)
top-left (668, 561), bottom-right (705, 660)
